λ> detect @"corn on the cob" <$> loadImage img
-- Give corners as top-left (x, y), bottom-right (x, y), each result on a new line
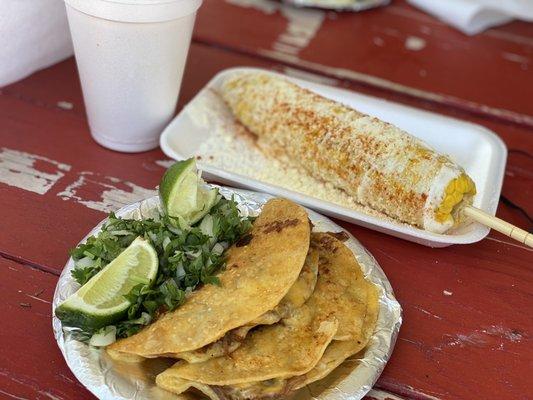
top-left (220, 72), bottom-right (476, 234)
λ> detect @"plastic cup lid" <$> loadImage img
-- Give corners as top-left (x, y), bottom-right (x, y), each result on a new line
top-left (64, 0), bottom-right (202, 23)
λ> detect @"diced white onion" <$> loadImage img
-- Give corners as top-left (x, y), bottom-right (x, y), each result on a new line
top-left (130, 312), bottom-right (152, 325)
top-left (168, 225), bottom-right (182, 235)
top-left (199, 215), bottom-right (214, 238)
top-left (176, 263), bottom-right (185, 279)
top-left (89, 325), bottom-right (117, 347)
top-left (75, 256), bottom-right (94, 269)
top-left (108, 230), bottom-right (132, 236)
top-left (212, 243), bottom-right (225, 256)
top-left (185, 249), bottom-right (202, 259)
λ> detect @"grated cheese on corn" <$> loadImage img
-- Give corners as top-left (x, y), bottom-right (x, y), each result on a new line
top-left (219, 72), bottom-right (477, 233)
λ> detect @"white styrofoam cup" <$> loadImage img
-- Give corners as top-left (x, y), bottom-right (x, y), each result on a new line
top-left (64, 0), bottom-right (202, 152)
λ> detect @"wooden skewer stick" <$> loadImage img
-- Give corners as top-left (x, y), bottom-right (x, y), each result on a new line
top-left (464, 206), bottom-right (533, 248)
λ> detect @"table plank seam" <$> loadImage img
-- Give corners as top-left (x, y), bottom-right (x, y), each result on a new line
top-left (376, 380), bottom-right (445, 400)
top-left (0, 251), bottom-right (61, 277)
top-left (0, 87), bottom-right (82, 118)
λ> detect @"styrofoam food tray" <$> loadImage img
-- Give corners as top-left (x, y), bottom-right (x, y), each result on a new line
top-left (160, 67), bottom-right (507, 247)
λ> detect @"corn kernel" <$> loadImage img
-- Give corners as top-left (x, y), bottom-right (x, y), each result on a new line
top-left (435, 174), bottom-right (477, 223)
top-left (445, 180), bottom-right (455, 195)
top-left (456, 178), bottom-right (467, 193)
top-left (444, 196), bottom-right (455, 208)
top-left (452, 192), bottom-right (463, 205)
top-left (440, 205), bottom-right (453, 215)
top-left (436, 212), bottom-right (453, 223)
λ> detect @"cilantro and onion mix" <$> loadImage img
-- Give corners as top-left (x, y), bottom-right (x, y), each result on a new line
top-left (69, 196), bottom-right (252, 340)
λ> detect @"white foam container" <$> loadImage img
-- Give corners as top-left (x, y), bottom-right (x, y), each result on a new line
top-left (160, 67), bottom-right (507, 247)
top-left (65, 0), bottom-right (202, 152)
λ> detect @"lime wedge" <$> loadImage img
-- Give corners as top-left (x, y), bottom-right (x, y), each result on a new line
top-left (56, 237), bottom-right (158, 331)
top-left (159, 158), bottom-right (219, 225)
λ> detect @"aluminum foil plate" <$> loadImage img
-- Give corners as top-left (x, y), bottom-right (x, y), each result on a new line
top-left (283, 0), bottom-right (390, 11)
top-left (52, 186), bottom-right (402, 400)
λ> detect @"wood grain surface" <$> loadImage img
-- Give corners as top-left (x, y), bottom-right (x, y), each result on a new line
top-left (0, 258), bottom-right (94, 400)
top-left (0, 3), bottom-right (532, 400)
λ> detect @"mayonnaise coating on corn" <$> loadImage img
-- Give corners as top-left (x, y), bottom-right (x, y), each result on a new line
top-left (220, 72), bottom-right (476, 233)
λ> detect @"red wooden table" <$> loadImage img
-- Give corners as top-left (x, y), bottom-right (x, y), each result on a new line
top-left (1, 1), bottom-right (532, 399)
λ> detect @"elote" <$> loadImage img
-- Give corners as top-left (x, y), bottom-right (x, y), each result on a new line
top-left (220, 72), bottom-right (476, 234)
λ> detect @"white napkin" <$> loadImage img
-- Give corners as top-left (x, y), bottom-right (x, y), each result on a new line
top-left (408, 0), bottom-right (533, 35)
top-left (0, 0), bottom-right (73, 87)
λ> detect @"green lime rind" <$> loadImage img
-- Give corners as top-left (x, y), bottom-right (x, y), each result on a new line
top-left (185, 185), bottom-right (220, 225)
top-left (158, 158), bottom-right (220, 225)
top-left (56, 237), bottom-right (158, 331)
top-left (55, 304), bottom-right (128, 332)
top-left (159, 158), bottom-right (196, 215)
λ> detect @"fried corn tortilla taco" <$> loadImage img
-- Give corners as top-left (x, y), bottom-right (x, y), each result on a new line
top-left (108, 198), bottom-right (311, 358)
top-left (217, 290), bottom-right (379, 400)
top-left (179, 247), bottom-right (319, 363)
top-left (156, 302), bottom-right (338, 389)
top-left (201, 234), bottom-right (380, 400)
top-left (156, 232), bottom-right (379, 399)
top-left (156, 233), bottom-right (380, 398)
top-left (215, 289), bottom-right (379, 400)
